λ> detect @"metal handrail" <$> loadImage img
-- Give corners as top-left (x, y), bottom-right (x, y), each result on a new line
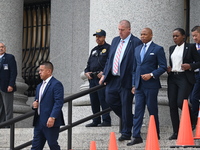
top-left (0, 84), bottom-right (113, 150)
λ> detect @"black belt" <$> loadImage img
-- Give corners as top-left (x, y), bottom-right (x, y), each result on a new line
top-left (90, 71), bottom-right (101, 78)
top-left (171, 72), bottom-right (185, 75)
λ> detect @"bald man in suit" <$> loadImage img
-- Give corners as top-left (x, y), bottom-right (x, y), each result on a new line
top-left (128, 28), bottom-right (167, 146)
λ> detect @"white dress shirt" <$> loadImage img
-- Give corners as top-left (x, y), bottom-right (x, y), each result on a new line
top-left (171, 43), bottom-right (185, 72)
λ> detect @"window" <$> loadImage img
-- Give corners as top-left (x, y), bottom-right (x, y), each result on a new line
top-left (22, 2), bottom-right (50, 96)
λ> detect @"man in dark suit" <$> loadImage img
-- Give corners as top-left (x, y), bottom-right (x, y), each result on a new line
top-left (190, 26), bottom-right (200, 129)
top-left (99, 20), bottom-right (142, 141)
top-left (0, 41), bottom-right (17, 123)
top-left (31, 62), bottom-right (65, 150)
top-left (127, 28), bottom-right (167, 146)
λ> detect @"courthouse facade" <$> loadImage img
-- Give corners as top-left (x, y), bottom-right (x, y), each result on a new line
top-left (0, 0), bottom-right (199, 114)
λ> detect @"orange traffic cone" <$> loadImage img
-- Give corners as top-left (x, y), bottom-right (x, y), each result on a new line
top-left (89, 141), bottom-right (96, 150)
top-left (170, 99), bottom-right (200, 148)
top-left (194, 107), bottom-right (200, 139)
top-left (176, 100), bottom-right (194, 146)
top-left (145, 115), bottom-right (160, 150)
top-left (108, 132), bottom-right (118, 150)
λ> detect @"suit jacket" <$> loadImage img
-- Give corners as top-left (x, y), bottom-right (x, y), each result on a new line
top-left (169, 43), bottom-right (200, 84)
top-left (33, 77), bottom-right (65, 127)
top-left (196, 44), bottom-right (200, 76)
top-left (132, 42), bottom-right (167, 89)
top-left (103, 34), bottom-right (142, 89)
top-left (0, 53), bottom-right (17, 92)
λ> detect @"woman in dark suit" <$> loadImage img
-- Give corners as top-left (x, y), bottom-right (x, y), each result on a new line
top-left (167, 28), bottom-right (200, 140)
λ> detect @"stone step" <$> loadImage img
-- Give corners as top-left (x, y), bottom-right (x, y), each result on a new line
top-left (1, 126), bottom-right (200, 150)
top-left (5, 97), bottom-right (198, 149)
top-left (71, 125), bottom-right (200, 150)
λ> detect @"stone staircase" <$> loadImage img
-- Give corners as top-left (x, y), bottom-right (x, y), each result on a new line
top-left (1, 100), bottom-right (200, 149)
top-left (1, 125), bottom-right (200, 150)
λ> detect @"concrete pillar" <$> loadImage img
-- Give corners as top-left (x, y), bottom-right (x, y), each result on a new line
top-left (0, 0), bottom-right (30, 115)
top-left (73, 72), bottom-right (90, 106)
top-left (50, 0), bottom-right (90, 95)
top-left (190, 0), bottom-right (200, 42)
top-left (90, 0), bottom-right (184, 56)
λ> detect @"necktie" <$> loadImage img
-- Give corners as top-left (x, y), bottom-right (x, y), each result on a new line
top-left (38, 81), bottom-right (46, 114)
top-left (0, 57), bottom-right (2, 67)
top-left (113, 40), bottom-right (124, 75)
top-left (140, 44), bottom-right (147, 62)
top-left (198, 44), bottom-right (200, 49)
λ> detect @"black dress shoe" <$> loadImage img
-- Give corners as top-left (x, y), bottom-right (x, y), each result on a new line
top-left (85, 122), bottom-right (98, 127)
top-left (168, 133), bottom-right (178, 140)
top-left (127, 137), bottom-right (143, 146)
top-left (98, 122), bottom-right (111, 127)
top-left (192, 125), bottom-right (196, 130)
top-left (118, 135), bottom-right (131, 141)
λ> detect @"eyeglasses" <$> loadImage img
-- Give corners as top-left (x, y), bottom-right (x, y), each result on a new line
top-left (0, 46), bottom-right (5, 48)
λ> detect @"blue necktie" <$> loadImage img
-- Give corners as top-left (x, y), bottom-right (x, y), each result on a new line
top-left (140, 44), bottom-right (146, 62)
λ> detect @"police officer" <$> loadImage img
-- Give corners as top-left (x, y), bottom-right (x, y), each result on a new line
top-left (84, 29), bottom-right (111, 127)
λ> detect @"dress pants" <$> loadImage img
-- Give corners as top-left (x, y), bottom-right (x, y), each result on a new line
top-left (105, 76), bottom-right (133, 137)
top-left (168, 73), bottom-right (193, 133)
top-left (89, 77), bottom-right (111, 124)
top-left (133, 84), bottom-right (159, 138)
top-left (0, 90), bottom-right (14, 123)
top-left (31, 117), bottom-right (60, 150)
top-left (190, 72), bottom-right (200, 124)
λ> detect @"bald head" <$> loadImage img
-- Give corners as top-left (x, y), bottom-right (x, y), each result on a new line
top-left (140, 28), bottom-right (153, 43)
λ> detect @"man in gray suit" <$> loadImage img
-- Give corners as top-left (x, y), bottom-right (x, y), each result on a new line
top-left (0, 41), bottom-right (17, 124)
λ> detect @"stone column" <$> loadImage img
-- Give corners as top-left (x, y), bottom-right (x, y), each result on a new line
top-left (190, 0), bottom-right (200, 42)
top-left (50, 0), bottom-right (90, 95)
top-left (0, 0), bottom-right (30, 114)
top-left (73, 72), bottom-right (90, 106)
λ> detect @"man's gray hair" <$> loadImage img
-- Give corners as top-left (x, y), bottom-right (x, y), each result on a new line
top-left (0, 41), bottom-right (6, 47)
top-left (119, 20), bottom-right (131, 28)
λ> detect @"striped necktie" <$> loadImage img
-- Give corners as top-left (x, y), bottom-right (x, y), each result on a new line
top-left (113, 40), bottom-right (124, 75)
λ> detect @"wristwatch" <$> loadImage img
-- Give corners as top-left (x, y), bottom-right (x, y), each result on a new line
top-left (150, 73), bottom-right (153, 77)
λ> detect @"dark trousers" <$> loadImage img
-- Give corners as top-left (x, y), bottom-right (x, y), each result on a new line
top-left (190, 72), bottom-right (200, 125)
top-left (133, 85), bottom-right (159, 138)
top-left (105, 76), bottom-right (133, 137)
top-left (0, 90), bottom-right (14, 123)
top-left (89, 78), bottom-right (111, 124)
top-left (31, 118), bottom-right (60, 150)
top-left (167, 73), bottom-right (193, 133)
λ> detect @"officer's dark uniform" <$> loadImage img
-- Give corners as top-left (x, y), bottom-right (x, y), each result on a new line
top-left (84, 42), bottom-right (111, 126)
